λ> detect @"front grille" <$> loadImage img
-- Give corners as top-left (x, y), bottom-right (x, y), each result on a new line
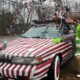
top-left (0, 58), bottom-right (12, 63)
top-left (0, 55), bottom-right (13, 63)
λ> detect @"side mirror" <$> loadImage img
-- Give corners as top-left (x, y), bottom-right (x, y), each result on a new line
top-left (3, 40), bottom-right (7, 49)
top-left (69, 30), bottom-right (74, 33)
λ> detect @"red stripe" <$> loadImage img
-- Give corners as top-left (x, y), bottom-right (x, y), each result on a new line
top-left (17, 65), bottom-right (22, 76)
top-left (6, 64), bottom-right (12, 77)
top-left (34, 72), bottom-right (47, 79)
top-left (14, 46), bottom-right (31, 56)
top-left (9, 46), bottom-right (24, 56)
top-left (34, 45), bottom-right (55, 55)
top-left (62, 48), bottom-right (72, 56)
top-left (2, 64), bottom-right (8, 76)
top-left (0, 63), bottom-right (3, 67)
top-left (20, 50), bottom-right (29, 57)
top-left (5, 42), bottom-right (23, 52)
top-left (36, 60), bottom-right (52, 70)
top-left (7, 39), bottom-right (50, 57)
top-left (4, 44), bottom-right (23, 56)
top-left (27, 67), bottom-right (33, 80)
top-left (22, 66), bottom-right (28, 76)
top-left (63, 50), bottom-right (72, 58)
top-left (11, 65), bottom-right (16, 78)
top-left (25, 40), bottom-right (52, 56)
top-left (56, 61), bottom-right (59, 78)
top-left (37, 42), bottom-right (67, 56)
top-left (34, 67), bottom-right (49, 76)
top-left (42, 44), bottom-right (71, 58)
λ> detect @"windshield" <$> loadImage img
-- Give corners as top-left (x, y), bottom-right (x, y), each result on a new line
top-left (21, 25), bottom-right (58, 39)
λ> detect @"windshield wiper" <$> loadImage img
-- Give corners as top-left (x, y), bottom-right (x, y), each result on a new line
top-left (21, 36), bottom-right (28, 38)
top-left (31, 36), bottom-right (40, 38)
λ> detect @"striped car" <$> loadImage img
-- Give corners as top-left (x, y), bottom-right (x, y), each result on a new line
top-left (0, 24), bottom-right (76, 80)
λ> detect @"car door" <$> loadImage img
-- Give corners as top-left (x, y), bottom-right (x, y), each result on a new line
top-left (61, 29), bottom-right (76, 63)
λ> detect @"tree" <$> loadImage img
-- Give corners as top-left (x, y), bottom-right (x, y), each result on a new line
top-left (0, 12), bottom-right (14, 35)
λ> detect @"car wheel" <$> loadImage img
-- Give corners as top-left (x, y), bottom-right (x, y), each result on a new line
top-left (47, 56), bottom-right (60, 80)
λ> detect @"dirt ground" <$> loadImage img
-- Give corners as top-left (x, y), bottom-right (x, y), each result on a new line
top-left (61, 57), bottom-right (80, 80)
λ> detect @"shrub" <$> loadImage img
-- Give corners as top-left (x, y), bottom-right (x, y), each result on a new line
top-left (0, 12), bottom-right (14, 35)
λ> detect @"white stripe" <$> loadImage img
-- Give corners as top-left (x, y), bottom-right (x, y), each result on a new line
top-left (0, 62), bottom-right (3, 66)
top-left (34, 70), bottom-right (48, 78)
top-left (24, 40), bottom-right (52, 57)
top-left (19, 49), bottom-right (29, 57)
top-left (34, 63), bottom-right (50, 74)
top-left (19, 40), bottom-right (41, 56)
top-left (5, 45), bottom-right (23, 57)
top-left (19, 50), bottom-right (29, 57)
top-left (43, 46), bottom-right (72, 61)
top-left (25, 66), bottom-right (31, 76)
top-left (30, 66), bottom-right (36, 78)
top-left (33, 74), bottom-right (47, 80)
top-left (4, 43), bottom-right (19, 52)
top-left (30, 42), bottom-right (54, 56)
top-left (36, 42), bottom-right (66, 57)
top-left (10, 40), bottom-right (34, 57)
top-left (19, 65), bottom-right (26, 76)
top-left (4, 64), bottom-right (11, 77)
top-left (17, 48), bottom-right (34, 57)
top-left (0, 63), bottom-right (7, 74)
top-left (8, 46), bottom-right (24, 57)
top-left (13, 65), bottom-right (20, 77)
top-left (5, 39), bottom-right (50, 57)
top-left (8, 64), bottom-right (16, 78)
top-left (63, 50), bottom-right (72, 57)
top-left (3, 42), bottom-right (22, 54)
top-left (6, 39), bottom-right (26, 54)
top-left (3, 39), bottom-right (52, 57)
top-left (13, 47), bottom-right (28, 57)
top-left (54, 56), bottom-right (59, 80)
top-left (42, 42), bottom-right (71, 57)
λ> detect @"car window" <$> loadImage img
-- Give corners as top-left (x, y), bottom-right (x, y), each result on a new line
top-left (21, 25), bottom-right (58, 39)
top-left (63, 24), bottom-right (71, 34)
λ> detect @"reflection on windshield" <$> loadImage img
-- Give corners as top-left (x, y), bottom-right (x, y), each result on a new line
top-left (21, 26), bottom-right (58, 39)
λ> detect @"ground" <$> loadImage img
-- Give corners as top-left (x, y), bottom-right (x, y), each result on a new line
top-left (61, 57), bottom-right (80, 80)
top-left (0, 36), bottom-right (80, 80)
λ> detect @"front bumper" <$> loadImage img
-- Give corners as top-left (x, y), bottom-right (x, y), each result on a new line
top-left (0, 60), bottom-right (52, 80)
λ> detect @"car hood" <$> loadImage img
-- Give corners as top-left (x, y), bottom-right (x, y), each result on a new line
top-left (1, 38), bottom-right (59, 58)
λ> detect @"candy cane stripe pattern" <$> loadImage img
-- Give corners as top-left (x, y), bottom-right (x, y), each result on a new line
top-left (0, 23), bottom-right (76, 80)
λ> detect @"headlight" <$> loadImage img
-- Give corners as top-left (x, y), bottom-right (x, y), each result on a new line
top-left (0, 52), bottom-right (3, 59)
top-left (12, 56), bottom-right (42, 65)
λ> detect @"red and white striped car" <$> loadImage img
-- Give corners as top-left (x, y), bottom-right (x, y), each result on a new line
top-left (0, 23), bottom-right (76, 80)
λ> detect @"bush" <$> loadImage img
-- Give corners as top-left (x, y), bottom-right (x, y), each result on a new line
top-left (0, 12), bottom-right (14, 35)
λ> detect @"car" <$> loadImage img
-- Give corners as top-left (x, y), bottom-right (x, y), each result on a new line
top-left (0, 20), bottom-right (76, 80)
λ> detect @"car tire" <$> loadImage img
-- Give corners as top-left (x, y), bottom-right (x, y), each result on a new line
top-left (47, 56), bottom-right (60, 80)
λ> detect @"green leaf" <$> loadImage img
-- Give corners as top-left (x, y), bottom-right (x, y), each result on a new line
top-left (53, 37), bottom-right (62, 44)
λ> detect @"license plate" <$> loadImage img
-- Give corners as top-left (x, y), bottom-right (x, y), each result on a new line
top-left (0, 77), bottom-right (14, 80)
top-left (8, 79), bottom-right (14, 80)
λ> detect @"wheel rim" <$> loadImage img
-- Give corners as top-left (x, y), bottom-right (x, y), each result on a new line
top-left (54, 56), bottom-right (60, 80)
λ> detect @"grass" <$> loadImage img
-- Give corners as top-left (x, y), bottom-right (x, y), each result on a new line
top-left (76, 38), bottom-right (80, 55)
top-left (76, 40), bottom-right (80, 44)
